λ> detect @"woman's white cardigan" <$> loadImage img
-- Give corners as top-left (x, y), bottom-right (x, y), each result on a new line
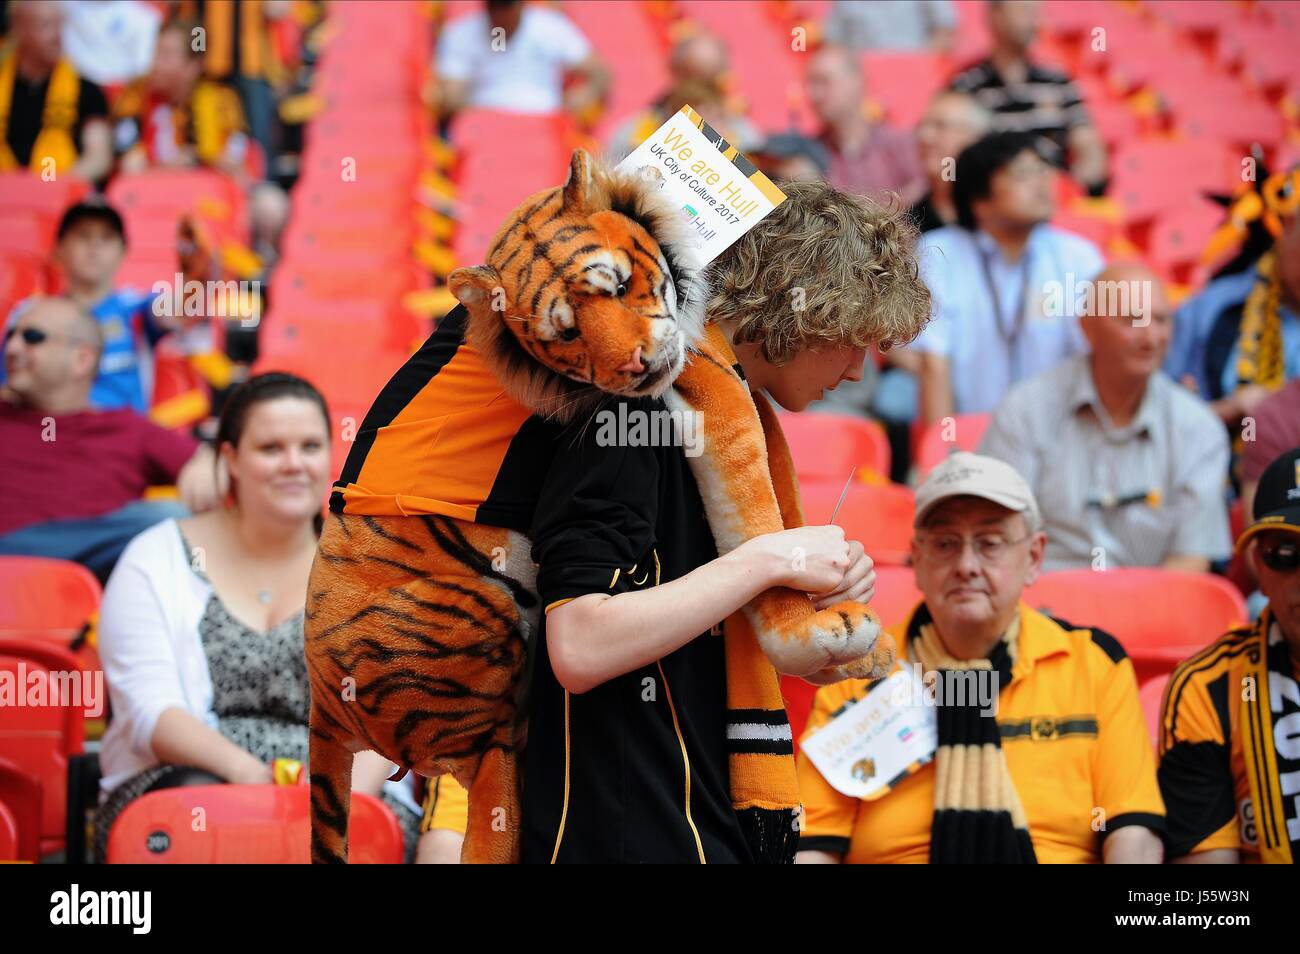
top-left (98, 519), bottom-right (219, 798)
top-left (97, 518), bottom-right (418, 814)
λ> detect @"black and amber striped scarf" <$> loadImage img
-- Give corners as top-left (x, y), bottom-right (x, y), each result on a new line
top-left (909, 607), bottom-right (1037, 864)
top-left (1235, 250), bottom-right (1286, 393)
top-left (1239, 608), bottom-right (1298, 864)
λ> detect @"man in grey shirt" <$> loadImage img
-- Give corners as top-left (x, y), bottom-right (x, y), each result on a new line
top-left (979, 263), bottom-right (1231, 571)
top-left (824, 0), bottom-right (956, 53)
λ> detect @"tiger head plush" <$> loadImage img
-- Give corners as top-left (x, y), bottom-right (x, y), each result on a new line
top-left (449, 149), bottom-right (707, 421)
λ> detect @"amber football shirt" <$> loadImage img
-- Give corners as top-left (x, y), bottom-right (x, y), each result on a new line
top-left (797, 602), bottom-right (1165, 863)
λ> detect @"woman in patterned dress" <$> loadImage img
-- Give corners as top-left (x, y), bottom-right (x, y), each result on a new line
top-left (95, 373), bottom-right (422, 862)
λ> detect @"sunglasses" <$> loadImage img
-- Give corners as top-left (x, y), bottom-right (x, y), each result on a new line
top-left (1259, 540), bottom-right (1300, 574)
top-left (3, 326), bottom-right (48, 346)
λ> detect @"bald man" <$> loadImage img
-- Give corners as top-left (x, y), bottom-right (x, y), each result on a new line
top-left (0, 297), bottom-right (217, 580)
top-left (979, 264), bottom-right (1232, 571)
top-left (909, 90), bottom-right (993, 233)
top-left (805, 44), bottom-right (925, 203)
top-left (3, 0), bottom-right (113, 180)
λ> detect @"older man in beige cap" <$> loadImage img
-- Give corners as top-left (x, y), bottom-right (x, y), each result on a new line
top-left (795, 452), bottom-right (1165, 864)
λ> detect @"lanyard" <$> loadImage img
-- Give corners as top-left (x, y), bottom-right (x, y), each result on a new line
top-left (976, 243), bottom-right (1033, 384)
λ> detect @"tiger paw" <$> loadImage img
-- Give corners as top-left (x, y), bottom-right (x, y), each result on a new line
top-left (800, 632), bottom-right (897, 685)
top-left (803, 600), bottom-right (885, 666)
top-left (748, 594), bottom-right (884, 677)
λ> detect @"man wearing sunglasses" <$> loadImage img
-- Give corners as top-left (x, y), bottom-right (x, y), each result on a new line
top-left (0, 296), bottom-right (217, 580)
top-left (1159, 447), bottom-right (1300, 864)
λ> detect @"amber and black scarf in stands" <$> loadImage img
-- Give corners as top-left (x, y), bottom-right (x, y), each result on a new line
top-left (1241, 608), bottom-right (1299, 864)
top-left (1236, 249), bottom-right (1287, 392)
top-left (908, 607), bottom-right (1037, 864)
top-left (0, 50), bottom-right (80, 174)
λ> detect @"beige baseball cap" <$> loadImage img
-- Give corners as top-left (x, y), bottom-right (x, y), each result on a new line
top-left (914, 451), bottom-right (1041, 529)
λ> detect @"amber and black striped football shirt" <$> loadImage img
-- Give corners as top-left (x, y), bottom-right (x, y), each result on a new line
top-left (330, 305), bottom-right (562, 532)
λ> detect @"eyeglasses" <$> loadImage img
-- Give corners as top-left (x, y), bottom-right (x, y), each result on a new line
top-left (916, 532), bottom-right (1033, 564)
top-left (1259, 540), bottom-right (1300, 574)
top-left (3, 327), bottom-right (48, 346)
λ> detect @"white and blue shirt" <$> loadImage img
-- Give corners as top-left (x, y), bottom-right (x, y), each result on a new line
top-left (907, 223), bottom-right (1105, 415)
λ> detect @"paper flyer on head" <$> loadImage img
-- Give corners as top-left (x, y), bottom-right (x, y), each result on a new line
top-left (615, 104), bottom-right (787, 264)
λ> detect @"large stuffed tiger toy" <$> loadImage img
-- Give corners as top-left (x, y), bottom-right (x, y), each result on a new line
top-left (305, 149), bottom-right (893, 864)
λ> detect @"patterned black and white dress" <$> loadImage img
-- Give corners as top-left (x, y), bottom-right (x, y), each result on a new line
top-left (94, 532), bottom-right (421, 862)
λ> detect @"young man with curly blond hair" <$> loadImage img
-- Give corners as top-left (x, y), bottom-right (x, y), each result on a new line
top-left (520, 179), bottom-right (932, 863)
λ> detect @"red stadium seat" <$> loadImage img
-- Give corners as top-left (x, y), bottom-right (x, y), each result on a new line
top-left (0, 254), bottom-right (45, 317)
top-left (106, 169), bottom-right (247, 230)
top-left (913, 413), bottom-right (991, 479)
top-left (0, 755), bottom-right (42, 862)
top-left (780, 411), bottom-right (891, 485)
top-left (1023, 568), bottom-right (1248, 684)
top-left (0, 556), bottom-right (102, 636)
top-left (1145, 198), bottom-right (1224, 284)
top-left (1111, 138), bottom-right (1239, 223)
top-left (801, 480), bottom-right (915, 566)
top-left (1139, 673), bottom-right (1170, 748)
top-left (860, 52), bottom-right (949, 128)
top-left (0, 639), bottom-right (86, 856)
top-left (0, 210), bottom-right (57, 258)
top-left (0, 172), bottom-right (89, 218)
top-left (871, 564), bottom-right (922, 629)
top-left (106, 784), bottom-right (404, 863)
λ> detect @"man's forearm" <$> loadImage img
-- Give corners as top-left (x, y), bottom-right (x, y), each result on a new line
top-left (547, 542), bottom-right (782, 694)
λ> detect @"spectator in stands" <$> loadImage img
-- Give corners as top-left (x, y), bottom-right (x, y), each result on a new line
top-left (607, 31), bottom-right (761, 159)
top-left (61, 0), bottom-right (161, 86)
top-left (796, 452), bottom-right (1165, 864)
top-left (416, 775), bottom-right (467, 864)
top-left (435, 0), bottom-right (609, 122)
top-left (1165, 177), bottom-right (1300, 430)
top-left (950, 0), bottom-right (1107, 195)
top-left (2, 200), bottom-right (164, 412)
top-left (0, 0), bottom-right (113, 180)
top-left (1233, 380), bottom-right (1300, 607)
top-left (113, 17), bottom-right (251, 177)
top-left (909, 131), bottom-right (1104, 422)
top-left (0, 296), bottom-right (217, 579)
top-left (1241, 379), bottom-right (1300, 537)
top-left (1159, 447), bottom-right (1300, 864)
top-left (608, 75), bottom-right (759, 162)
top-left (824, 0), bottom-right (956, 53)
top-left (910, 90), bottom-right (993, 233)
top-left (94, 372), bottom-right (424, 863)
top-left (980, 263), bottom-right (1231, 572)
top-left (805, 44), bottom-right (926, 203)
top-left (751, 132), bottom-right (830, 183)
top-left (191, 0), bottom-right (288, 167)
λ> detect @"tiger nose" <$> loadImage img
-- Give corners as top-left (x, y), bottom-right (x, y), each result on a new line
top-left (616, 346), bottom-right (646, 374)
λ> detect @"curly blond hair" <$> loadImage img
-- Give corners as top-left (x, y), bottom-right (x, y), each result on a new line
top-left (707, 180), bottom-right (932, 364)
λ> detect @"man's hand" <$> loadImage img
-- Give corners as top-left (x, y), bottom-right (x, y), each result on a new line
top-left (176, 443), bottom-right (224, 513)
top-left (813, 540), bottom-right (876, 609)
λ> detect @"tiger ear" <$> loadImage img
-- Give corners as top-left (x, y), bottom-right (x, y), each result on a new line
top-left (561, 149), bottom-right (594, 212)
top-left (449, 266), bottom-right (503, 310)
